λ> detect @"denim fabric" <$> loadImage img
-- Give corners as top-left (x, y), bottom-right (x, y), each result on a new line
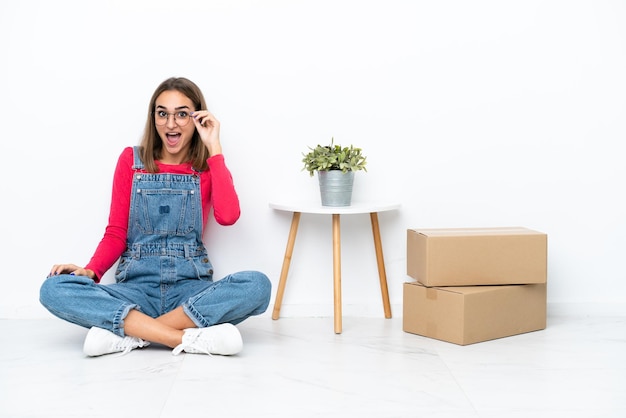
top-left (40, 147), bottom-right (270, 337)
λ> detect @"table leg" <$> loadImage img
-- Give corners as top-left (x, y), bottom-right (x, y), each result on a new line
top-left (370, 212), bottom-right (392, 318)
top-left (272, 211), bottom-right (301, 320)
top-left (332, 213), bottom-right (342, 334)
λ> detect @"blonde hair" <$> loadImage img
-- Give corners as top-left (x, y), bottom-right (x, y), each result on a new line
top-left (139, 77), bottom-right (210, 172)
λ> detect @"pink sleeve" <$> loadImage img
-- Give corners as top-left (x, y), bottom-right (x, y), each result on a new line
top-left (85, 147), bottom-right (133, 282)
top-left (205, 154), bottom-right (240, 226)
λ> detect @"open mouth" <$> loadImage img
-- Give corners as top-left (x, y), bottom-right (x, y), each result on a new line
top-left (165, 133), bottom-right (181, 147)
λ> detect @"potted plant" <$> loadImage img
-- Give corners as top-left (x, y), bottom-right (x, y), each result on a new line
top-left (302, 138), bottom-right (367, 206)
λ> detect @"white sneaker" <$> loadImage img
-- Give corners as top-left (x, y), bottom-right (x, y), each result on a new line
top-left (172, 323), bottom-right (243, 356)
top-left (83, 326), bottom-right (149, 357)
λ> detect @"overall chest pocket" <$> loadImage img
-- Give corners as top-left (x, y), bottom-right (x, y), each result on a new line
top-left (133, 188), bottom-right (197, 235)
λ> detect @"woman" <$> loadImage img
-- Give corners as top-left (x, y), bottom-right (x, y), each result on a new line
top-left (40, 77), bottom-right (271, 357)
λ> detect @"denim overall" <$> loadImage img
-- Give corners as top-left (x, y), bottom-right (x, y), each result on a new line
top-left (40, 147), bottom-right (270, 337)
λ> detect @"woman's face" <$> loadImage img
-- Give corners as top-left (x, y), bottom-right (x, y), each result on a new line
top-left (154, 90), bottom-right (197, 164)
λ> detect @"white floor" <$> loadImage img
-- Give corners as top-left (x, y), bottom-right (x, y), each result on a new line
top-left (1, 309), bottom-right (625, 418)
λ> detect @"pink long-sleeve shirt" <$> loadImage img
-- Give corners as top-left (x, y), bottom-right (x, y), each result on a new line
top-left (85, 147), bottom-right (240, 282)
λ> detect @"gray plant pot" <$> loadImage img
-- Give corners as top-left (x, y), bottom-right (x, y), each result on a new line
top-left (317, 170), bottom-right (355, 207)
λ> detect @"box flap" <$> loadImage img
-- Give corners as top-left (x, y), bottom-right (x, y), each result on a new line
top-left (404, 281), bottom-right (524, 296)
top-left (408, 227), bottom-right (544, 237)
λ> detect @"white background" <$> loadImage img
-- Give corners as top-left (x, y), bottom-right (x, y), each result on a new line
top-left (1, 0), bottom-right (624, 318)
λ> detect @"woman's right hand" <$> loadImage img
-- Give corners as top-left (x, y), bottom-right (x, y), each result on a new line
top-left (48, 263), bottom-right (96, 280)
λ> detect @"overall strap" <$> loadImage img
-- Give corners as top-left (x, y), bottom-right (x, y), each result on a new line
top-left (132, 146), bottom-right (144, 170)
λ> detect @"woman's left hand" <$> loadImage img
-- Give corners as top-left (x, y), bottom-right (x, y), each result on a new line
top-left (192, 110), bottom-right (222, 156)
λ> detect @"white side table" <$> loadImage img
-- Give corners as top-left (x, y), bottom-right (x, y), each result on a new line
top-left (269, 201), bottom-right (401, 333)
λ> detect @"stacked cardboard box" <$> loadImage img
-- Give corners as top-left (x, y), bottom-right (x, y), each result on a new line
top-left (403, 227), bottom-right (547, 345)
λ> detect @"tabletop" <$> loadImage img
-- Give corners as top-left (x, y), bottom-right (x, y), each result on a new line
top-left (269, 200), bottom-right (401, 215)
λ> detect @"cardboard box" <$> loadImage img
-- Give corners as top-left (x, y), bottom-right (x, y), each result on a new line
top-left (407, 227), bottom-right (547, 286)
top-left (403, 281), bottom-right (547, 345)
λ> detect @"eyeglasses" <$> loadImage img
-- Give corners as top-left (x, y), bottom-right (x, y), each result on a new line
top-left (154, 110), bottom-right (192, 126)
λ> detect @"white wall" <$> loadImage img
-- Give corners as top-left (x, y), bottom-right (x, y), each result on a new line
top-left (1, 0), bottom-right (625, 319)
